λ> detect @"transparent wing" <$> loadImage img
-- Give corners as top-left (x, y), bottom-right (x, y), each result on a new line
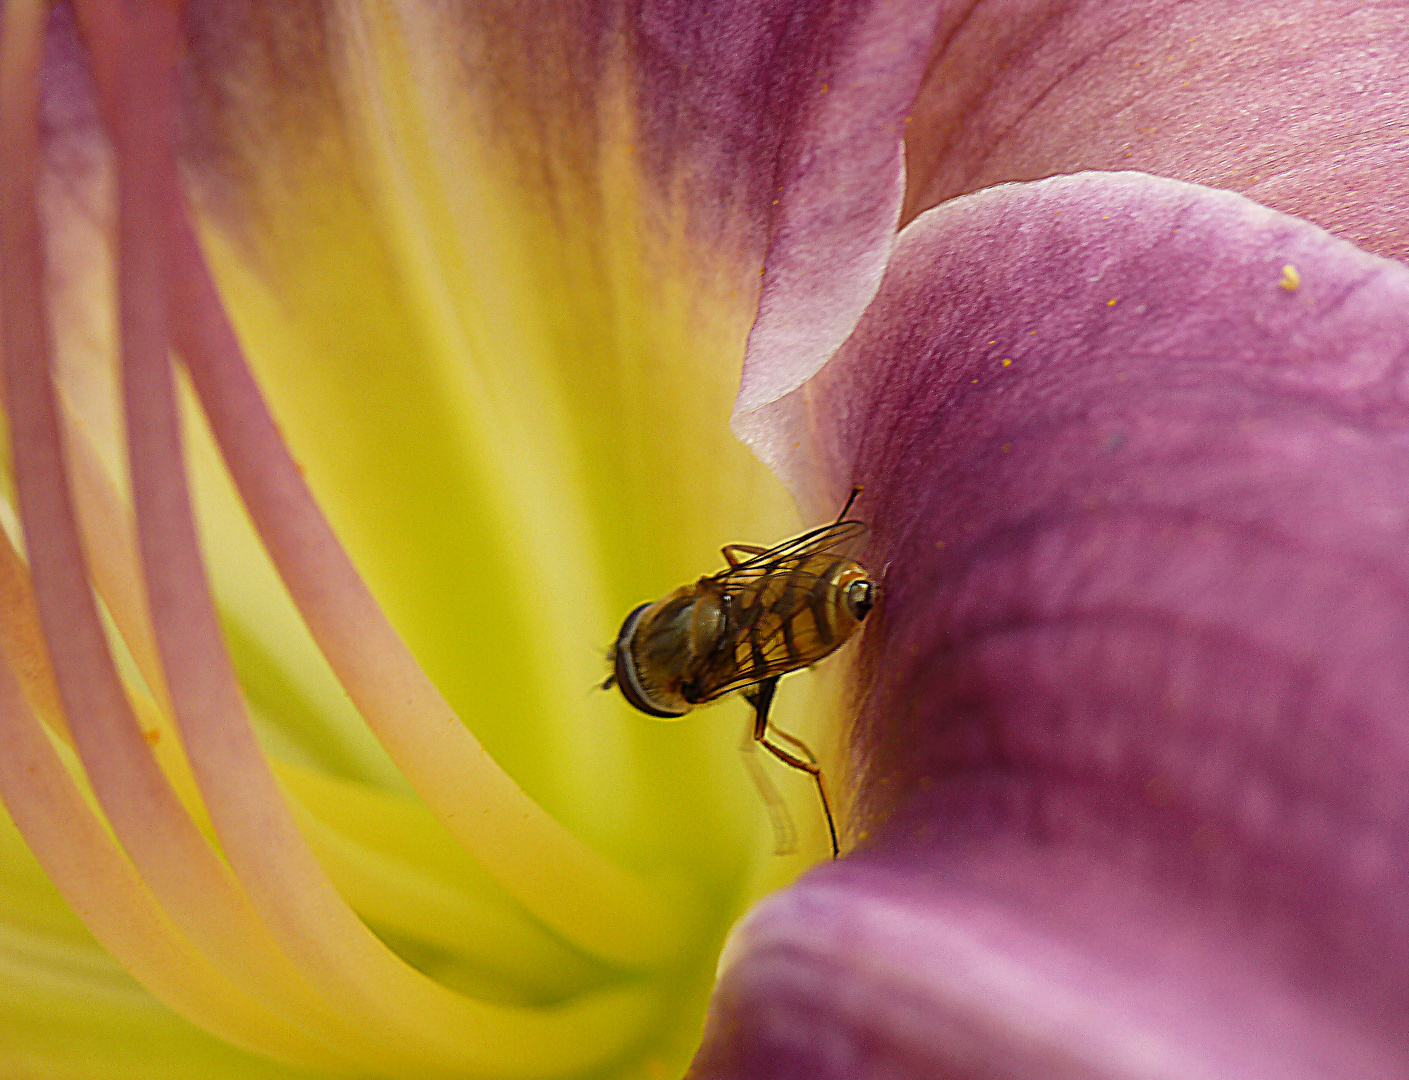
top-left (709, 519), bottom-right (867, 588)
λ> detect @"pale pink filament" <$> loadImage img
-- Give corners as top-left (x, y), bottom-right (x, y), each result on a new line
top-left (162, 29), bottom-right (681, 970)
top-left (2, 1), bottom-right (658, 1074)
top-left (0, 626), bottom-right (348, 1069)
top-left (1, 0), bottom-right (360, 1068)
top-left (0, 520), bottom-right (68, 741)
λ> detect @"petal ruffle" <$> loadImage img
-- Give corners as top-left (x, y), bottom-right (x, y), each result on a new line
top-left (694, 171), bottom-right (1409, 1076)
top-left (902, 0), bottom-right (1409, 261)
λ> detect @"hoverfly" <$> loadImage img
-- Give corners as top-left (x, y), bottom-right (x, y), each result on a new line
top-left (603, 489), bottom-right (878, 858)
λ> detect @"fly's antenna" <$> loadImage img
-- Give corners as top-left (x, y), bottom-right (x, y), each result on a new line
top-left (599, 673), bottom-right (617, 692)
top-left (836, 485), bottom-right (864, 524)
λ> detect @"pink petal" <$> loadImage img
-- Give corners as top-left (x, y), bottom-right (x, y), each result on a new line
top-left (903, 0), bottom-right (1409, 262)
top-left (695, 171), bottom-right (1409, 1077)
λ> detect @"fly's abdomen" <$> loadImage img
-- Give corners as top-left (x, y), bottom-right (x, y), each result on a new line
top-left (615, 586), bottom-right (731, 716)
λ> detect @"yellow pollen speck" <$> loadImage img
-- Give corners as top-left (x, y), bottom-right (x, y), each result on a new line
top-left (1102, 214), bottom-right (1111, 221)
top-left (1107, 297), bottom-right (1119, 307)
top-left (971, 378), bottom-right (979, 384)
top-left (1001, 443), bottom-right (1012, 453)
top-left (1028, 329), bottom-right (1037, 335)
top-left (1001, 358), bottom-right (1012, 367)
top-left (772, 199), bottom-right (779, 205)
top-left (143, 727), bottom-right (161, 746)
top-left (934, 540), bottom-right (946, 550)
top-left (1280, 264), bottom-right (1301, 292)
top-left (821, 83), bottom-right (830, 94)
top-left (988, 339), bottom-right (997, 345)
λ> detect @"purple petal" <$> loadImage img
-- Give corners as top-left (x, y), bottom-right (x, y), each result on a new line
top-left (695, 171), bottom-right (1409, 1077)
top-left (903, 0), bottom-right (1409, 261)
top-left (179, 0), bottom-right (940, 401)
top-left (720, 2), bottom-right (940, 412)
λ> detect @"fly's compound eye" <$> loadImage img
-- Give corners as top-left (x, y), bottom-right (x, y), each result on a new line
top-left (845, 578), bottom-right (876, 621)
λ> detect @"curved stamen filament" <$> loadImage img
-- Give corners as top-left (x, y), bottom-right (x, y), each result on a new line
top-left (2, 1), bottom-right (355, 1069)
top-left (0, 523), bottom-right (68, 742)
top-left (0, 645), bottom-right (354, 1071)
top-left (94, 0), bottom-right (666, 1072)
top-left (44, 352), bottom-right (616, 1005)
top-left (60, 383), bottom-right (170, 712)
top-left (164, 29), bottom-right (688, 972)
top-left (8, 3), bottom-right (666, 1074)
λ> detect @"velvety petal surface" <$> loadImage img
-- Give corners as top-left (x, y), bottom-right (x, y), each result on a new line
top-left (902, 0), bottom-right (1409, 261)
top-left (693, 171), bottom-right (1409, 1077)
top-left (737, 0), bottom-right (1409, 466)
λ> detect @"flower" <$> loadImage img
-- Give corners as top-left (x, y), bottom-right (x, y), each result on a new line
top-left (6, 2), bottom-right (1409, 1080)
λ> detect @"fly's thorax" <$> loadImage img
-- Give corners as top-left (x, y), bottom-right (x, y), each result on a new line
top-left (612, 584), bottom-right (728, 718)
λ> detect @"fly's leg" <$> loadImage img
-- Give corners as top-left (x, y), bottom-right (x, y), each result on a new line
top-left (748, 676), bottom-right (840, 859)
top-left (769, 725), bottom-right (818, 767)
top-left (738, 700), bottom-right (798, 856)
top-left (759, 731), bottom-right (839, 860)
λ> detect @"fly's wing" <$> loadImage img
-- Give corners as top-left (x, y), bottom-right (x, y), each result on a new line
top-left (689, 520), bottom-right (869, 702)
top-left (711, 519), bottom-right (867, 584)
